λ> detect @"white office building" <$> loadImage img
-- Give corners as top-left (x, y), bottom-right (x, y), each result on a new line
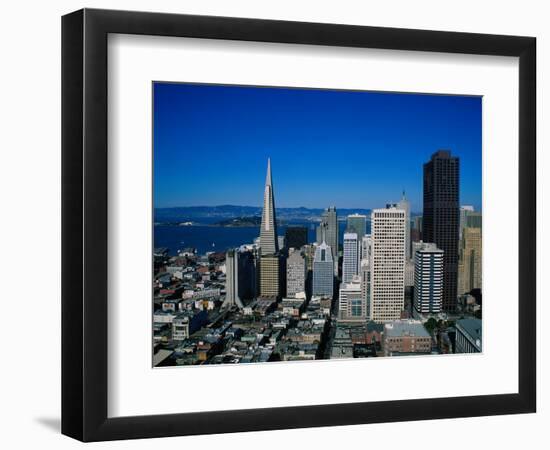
top-left (361, 234), bottom-right (372, 262)
top-left (338, 275), bottom-right (364, 321)
top-left (360, 258), bottom-right (372, 320)
top-left (370, 206), bottom-right (406, 322)
top-left (342, 232), bottom-right (359, 283)
top-left (413, 242), bottom-right (444, 314)
top-left (286, 248), bottom-right (306, 298)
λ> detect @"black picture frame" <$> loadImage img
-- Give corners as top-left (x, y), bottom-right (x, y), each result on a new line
top-left (62, 8), bottom-right (536, 442)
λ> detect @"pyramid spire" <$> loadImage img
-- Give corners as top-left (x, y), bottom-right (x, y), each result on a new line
top-left (266, 157), bottom-right (272, 186)
top-left (259, 158), bottom-right (278, 255)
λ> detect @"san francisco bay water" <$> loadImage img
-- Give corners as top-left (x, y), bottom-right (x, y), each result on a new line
top-left (154, 222), bottom-right (371, 256)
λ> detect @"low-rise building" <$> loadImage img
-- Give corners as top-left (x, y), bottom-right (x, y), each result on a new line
top-left (280, 298), bottom-right (306, 317)
top-left (383, 319), bottom-right (432, 356)
top-left (172, 310), bottom-right (208, 342)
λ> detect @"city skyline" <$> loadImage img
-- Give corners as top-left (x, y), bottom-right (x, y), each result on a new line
top-left (153, 85), bottom-right (482, 368)
top-left (154, 83), bottom-right (482, 211)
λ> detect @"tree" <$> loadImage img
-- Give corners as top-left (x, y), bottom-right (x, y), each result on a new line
top-left (424, 318), bottom-right (438, 334)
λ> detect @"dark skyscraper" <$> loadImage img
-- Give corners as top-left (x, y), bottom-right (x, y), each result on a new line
top-left (423, 150), bottom-right (460, 312)
top-left (285, 226), bottom-right (308, 250)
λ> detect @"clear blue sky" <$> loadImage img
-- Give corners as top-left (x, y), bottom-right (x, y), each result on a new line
top-left (154, 82), bottom-right (481, 212)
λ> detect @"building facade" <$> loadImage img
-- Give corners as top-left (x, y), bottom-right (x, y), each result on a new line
top-left (397, 193), bottom-right (411, 260)
top-left (285, 226), bottom-right (308, 250)
top-left (316, 206), bottom-right (339, 272)
top-left (259, 255), bottom-right (285, 299)
top-left (339, 275), bottom-right (364, 321)
top-left (458, 226), bottom-right (482, 295)
top-left (342, 232), bottom-right (359, 283)
top-left (224, 247), bottom-right (256, 309)
top-left (360, 258), bottom-right (372, 320)
top-left (413, 242), bottom-right (444, 314)
top-left (459, 205), bottom-right (474, 241)
top-left (382, 319), bottom-right (432, 356)
top-left (286, 248), bottom-right (307, 298)
top-left (370, 206), bottom-right (406, 322)
top-left (423, 150), bottom-right (460, 312)
top-left (347, 214), bottom-right (367, 241)
top-left (312, 241), bottom-right (334, 298)
top-left (455, 318), bottom-right (482, 353)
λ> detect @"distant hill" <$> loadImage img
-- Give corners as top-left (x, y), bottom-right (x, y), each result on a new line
top-left (154, 205), bottom-right (373, 224)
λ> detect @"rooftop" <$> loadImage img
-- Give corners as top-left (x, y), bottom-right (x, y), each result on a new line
top-left (456, 318), bottom-right (482, 342)
top-left (385, 320), bottom-right (430, 338)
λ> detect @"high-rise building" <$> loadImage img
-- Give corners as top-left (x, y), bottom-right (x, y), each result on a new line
top-left (370, 206), bottom-right (406, 322)
top-left (413, 216), bottom-right (423, 233)
top-left (459, 205), bottom-right (475, 241)
top-left (316, 206), bottom-right (339, 272)
top-left (423, 150), bottom-right (460, 312)
top-left (259, 158), bottom-right (278, 256)
top-left (224, 248), bottom-right (257, 309)
top-left (338, 275), bottom-right (364, 321)
top-left (347, 214), bottom-right (367, 241)
top-left (342, 232), bottom-right (359, 283)
top-left (277, 235), bottom-right (286, 252)
top-left (286, 248), bottom-right (306, 298)
top-left (285, 226), bottom-right (308, 250)
top-left (413, 242), bottom-right (444, 314)
top-left (398, 193), bottom-right (411, 260)
top-left (259, 254), bottom-right (285, 299)
top-left (312, 241), bottom-right (334, 298)
top-left (361, 234), bottom-right (372, 262)
top-left (465, 212), bottom-right (482, 229)
top-left (257, 158), bottom-right (284, 298)
top-left (302, 243), bottom-right (317, 272)
top-left (387, 193), bottom-right (411, 260)
top-left (360, 258), bottom-right (372, 319)
top-left (404, 260), bottom-right (415, 288)
top-left (458, 226), bottom-right (482, 295)
top-left (411, 216), bottom-right (423, 244)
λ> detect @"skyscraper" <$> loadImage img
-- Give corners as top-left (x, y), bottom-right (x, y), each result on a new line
top-left (342, 232), bottom-right (359, 283)
top-left (258, 158), bottom-right (283, 298)
top-left (459, 205), bottom-right (475, 241)
top-left (387, 193), bottom-right (411, 260)
top-left (286, 248), bottom-right (307, 298)
top-left (370, 206), bottom-right (406, 322)
top-left (259, 254), bottom-right (285, 299)
top-left (285, 226), bottom-right (308, 250)
top-left (465, 211), bottom-right (482, 229)
top-left (224, 248), bottom-right (257, 309)
top-left (458, 226), bottom-right (482, 295)
top-left (259, 158), bottom-right (278, 256)
top-left (360, 258), bottom-right (372, 320)
top-left (312, 241), bottom-right (334, 298)
top-left (316, 206), bottom-right (339, 272)
top-left (397, 193), bottom-right (411, 260)
top-left (423, 150), bottom-right (460, 312)
top-left (346, 214), bottom-right (367, 241)
top-left (411, 216), bottom-right (422, 245)
top-left (413, 242), bottom-right (444, 314)
top-left (361, 234), bottom-right (372, 262)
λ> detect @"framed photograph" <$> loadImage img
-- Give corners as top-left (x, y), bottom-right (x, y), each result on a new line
top-left (62, 8), bottom-right (536, 442)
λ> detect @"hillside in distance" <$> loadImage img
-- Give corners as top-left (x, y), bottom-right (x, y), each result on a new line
top-left (154, 205), bottom-right (373, 224)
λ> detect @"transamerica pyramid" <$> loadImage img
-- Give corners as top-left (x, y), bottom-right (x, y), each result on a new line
top-left (259, 158), bottom-right (279, 255)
